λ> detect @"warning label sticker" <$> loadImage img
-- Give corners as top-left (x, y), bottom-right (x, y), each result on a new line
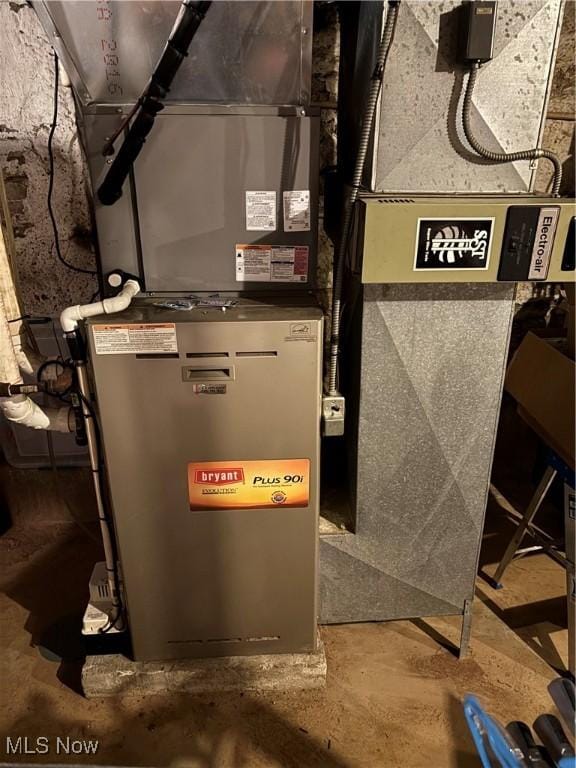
top-left (236, 245), bottom-right (308, 283)
top-left (92, 323), bottom-right (178, 355)
top-left (283, 190), bottom-right (311, 232)
top-left (188, 459), bottom-right (310, 510)
top-left (245, 191), bottom-right (276, 231)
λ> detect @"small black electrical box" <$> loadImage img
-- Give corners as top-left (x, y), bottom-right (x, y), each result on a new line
top-left (464, 1), bottom-right (497, 62)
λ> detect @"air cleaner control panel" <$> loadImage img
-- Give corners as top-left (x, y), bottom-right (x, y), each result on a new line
top-left (357, 195), bottom-right (575, 284)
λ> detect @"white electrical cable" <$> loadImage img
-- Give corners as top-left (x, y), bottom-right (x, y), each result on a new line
top-left (1, 396), bottom-right (71, 431)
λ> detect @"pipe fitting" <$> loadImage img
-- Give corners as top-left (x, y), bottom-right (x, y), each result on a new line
top-left (60, 279), bottom-right (140, 333)
top-left (1, 395), bottom-right (50, 430)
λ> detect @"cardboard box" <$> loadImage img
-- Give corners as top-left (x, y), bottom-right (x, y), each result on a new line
top-left (505, 332), bottom-right (575, 469)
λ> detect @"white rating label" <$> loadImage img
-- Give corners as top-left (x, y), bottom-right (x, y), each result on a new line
top-left (283, 190), bottom-right (310, 232)
top-left (245, 191), bottom-right (276, 231)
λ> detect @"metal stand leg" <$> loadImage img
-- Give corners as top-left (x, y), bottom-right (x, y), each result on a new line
top-left (491, 465), bottom-right (557, 588)
top-left (459, 599), bottom-right (472, 658)
top-left (564, 484), bottom-right (575, 679)
top-left (566, 570), bottom-right (575, 680)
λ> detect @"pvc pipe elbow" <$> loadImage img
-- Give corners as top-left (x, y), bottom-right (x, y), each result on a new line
top-left (1, 395), bottom-right (50, 429)
top-left (101, 279), bottom-right (140, 316)
top-left (60, 304), bottom-right (86, 334)
top-left (1, 396), bottom-right (73, 432)
top-left (60, 280), bottom-right (140, 333)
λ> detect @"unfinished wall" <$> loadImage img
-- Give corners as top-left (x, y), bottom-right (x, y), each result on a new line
top-left (0, 0), bottom-right (96, 316)
top-left (312, 2), bottom-right (339, 315)
top-left (535, 0), bottom-right (575, 197)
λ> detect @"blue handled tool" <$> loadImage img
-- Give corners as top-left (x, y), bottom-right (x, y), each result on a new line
top-left (463, 695), bottom-right (529, 768)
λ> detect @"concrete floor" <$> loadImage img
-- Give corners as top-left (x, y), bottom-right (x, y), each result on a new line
top-left (0, 442), bottom-right (570, 767)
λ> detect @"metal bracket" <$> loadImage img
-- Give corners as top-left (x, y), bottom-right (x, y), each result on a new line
top-left (322, 395), bottom-right (345, 437)
top-left (459, 599), bottom-right (473, 658)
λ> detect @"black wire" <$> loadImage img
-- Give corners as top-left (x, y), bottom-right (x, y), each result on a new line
top-left (8, 315), bottom-right (50, 324)
top-left (36, 358), bottom-right (74, 399)
top-left (48, 51), bottom-right (97, 276)
top-left (37, 358), bottom-right (71, 379)
top-left (50, 318), bottom-right (66, 360)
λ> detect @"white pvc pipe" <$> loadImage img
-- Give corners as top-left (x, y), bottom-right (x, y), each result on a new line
top-left (1, 396), bottom-right (71, 432)
top-left (0, 268), bottom-right (72, 432)
top-left (0, 291), bottom-right (68, 430)
top-left (60, 279), bottom-right (140, 333)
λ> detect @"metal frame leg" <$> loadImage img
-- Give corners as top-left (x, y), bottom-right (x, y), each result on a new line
top-left (564, 483), bottom-right (575, 679)
top-left (459, 599), bottom-right (472, 658)
top-left (567, 569), bottom-right (575, 679)
top-left (491, 465), bottom-right (557, 588)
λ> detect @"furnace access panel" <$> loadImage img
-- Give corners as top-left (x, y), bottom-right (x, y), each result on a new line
top-left (87, 300), bottom-right (323, 662)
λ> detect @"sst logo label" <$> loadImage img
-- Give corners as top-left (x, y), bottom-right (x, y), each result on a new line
top-left (414, 218), bottom-right (494, 270)
top-left (188, 459), bottom-right (310, 510)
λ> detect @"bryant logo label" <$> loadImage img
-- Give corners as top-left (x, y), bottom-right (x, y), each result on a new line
top-left (414, 218), bottom-right (493, 270)
top-left (194, 469), bottom-right (245, 485)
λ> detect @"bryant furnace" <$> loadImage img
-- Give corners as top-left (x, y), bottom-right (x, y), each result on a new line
top-left (87, 301), bottom-right (323, 661)
top-left (34, 1), bottom-right (322, 661)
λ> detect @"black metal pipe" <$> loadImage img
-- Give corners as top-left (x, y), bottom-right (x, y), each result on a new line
top-left (98, 1), bottom-right (212, 206)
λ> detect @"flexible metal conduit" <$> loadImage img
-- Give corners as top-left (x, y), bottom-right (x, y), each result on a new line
top-left (327, 1), bottom-right (399, 397)
top-left (463, 62), bottom-right (562, 197)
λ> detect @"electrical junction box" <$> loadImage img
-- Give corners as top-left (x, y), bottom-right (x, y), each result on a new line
top-left (87, 298), bottom-right (323, 662)
top-left (82, 561), bottom-right (124, 635)
top-left (355, 195), bottom-right (575, 284)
